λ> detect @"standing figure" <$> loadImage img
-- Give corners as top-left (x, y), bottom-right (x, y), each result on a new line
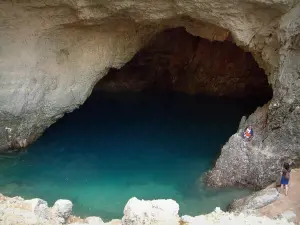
top-left (280, 162), bottom-right (291, 196)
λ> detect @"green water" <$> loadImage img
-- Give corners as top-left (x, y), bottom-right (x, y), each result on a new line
top-left (0, 91), bottom-right (255, 221)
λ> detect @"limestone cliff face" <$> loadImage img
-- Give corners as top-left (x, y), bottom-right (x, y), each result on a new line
top-left (0, 0), bottom-right (300, 188)
top-left (95, 28), bottom-right (272, 100)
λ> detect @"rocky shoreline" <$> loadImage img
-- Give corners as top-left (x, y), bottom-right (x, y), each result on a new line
top-left (0, 189), bottom-right (297, 225)
top-left (2, 170), bottom-right (299, 224)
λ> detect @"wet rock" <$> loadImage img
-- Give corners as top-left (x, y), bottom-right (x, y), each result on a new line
top-left (122, 197), bottom-right (180, 225)
top-left (52, 199), bottom-right (73, 223)
top-left (228, 188), bottom-right (279, 212)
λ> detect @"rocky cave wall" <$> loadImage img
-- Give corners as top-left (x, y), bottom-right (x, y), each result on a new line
top-left (0, 0), bottom-right (300, 188)
top-left (95, 27), bottom-right (272, 100)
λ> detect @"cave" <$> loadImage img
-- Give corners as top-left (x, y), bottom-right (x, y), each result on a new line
top-left (0, 27), bottom-right (273, 221)
top-left (94, 27), bottom-right (272, 102)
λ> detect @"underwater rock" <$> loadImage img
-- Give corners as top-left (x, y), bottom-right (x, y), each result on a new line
top-left (122, 197), bottom-right (180, 225)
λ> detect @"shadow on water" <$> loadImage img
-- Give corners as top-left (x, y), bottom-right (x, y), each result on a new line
top-left (0, 91), bottom-right (261, 221)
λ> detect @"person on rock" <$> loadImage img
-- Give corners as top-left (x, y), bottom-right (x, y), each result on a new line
top-left (280, 162), bottom-right (291, 196)
top-left (242, 125), bottom-right (253, 141)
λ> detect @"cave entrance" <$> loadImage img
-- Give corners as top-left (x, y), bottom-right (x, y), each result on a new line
top-left (0, 27), bottom-right (272, 221)
top-left (94, 27), bottom-right (272, 103)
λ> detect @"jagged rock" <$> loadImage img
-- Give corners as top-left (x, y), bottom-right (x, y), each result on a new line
top-left (24, 198), bottom-right (50, 220)
top-left (122, 197), bottom-right (180, 225)
top-left (228, 188), bottom-right (280, 212)
top-left (52, 199), bottom-right (73, 223)
top-left (86, 216), bottom-right (104, 225)
top-left (206, 103), bottom-right (299, 188)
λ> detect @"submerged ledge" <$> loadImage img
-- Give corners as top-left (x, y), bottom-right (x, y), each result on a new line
top-left (0, 192), bottom-right (296, 225)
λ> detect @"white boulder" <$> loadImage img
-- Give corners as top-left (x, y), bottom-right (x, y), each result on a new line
top-left (181, 215), bottom-right (195, 223)
top-left (122, 197), bottom-right (180, 225)
top-left (86, 216), bottom-right (104, 225)
top-left (104, 219), bottom-right (122, 225)
top-left (52, 199), bottom-right (73, 223)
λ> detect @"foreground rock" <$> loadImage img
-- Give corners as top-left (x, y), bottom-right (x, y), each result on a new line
top-left (52, 199), bottom-right (73, 224)
top-left (0, 195), bottom-right (73, 225)
top-left (122, 197), bottom-right (180, 225)
top-left (228, 188), bottom-right (280, 212)
top-left (228, 169), bottom-right (300, 223)
top-left (0, 194), bottom-right (297, 225)
top-left (182, 208), bottom-right (296, 225)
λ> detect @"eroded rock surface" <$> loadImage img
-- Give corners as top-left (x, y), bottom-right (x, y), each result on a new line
top-left (0, 0), bottom-right (300, 188)
top-left (0, 194), bottom-right (296, 225)
top-left (95, 28), bottom-right (272, 100)
top-left (122, 197), bottom-right (180, 225)
top-left (227, 188), bottom-right (280, 212)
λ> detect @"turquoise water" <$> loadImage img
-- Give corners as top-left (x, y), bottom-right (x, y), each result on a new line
top-left (0, 91), bottom-right (255, 221)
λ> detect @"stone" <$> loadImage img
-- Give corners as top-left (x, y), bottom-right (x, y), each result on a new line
top-left (228, 188), bottom-right (280, 212)
top-left (181, 215), bottom-right (195, 223)
top-left (122, 197), bottom-right (180, 225)
top-left (24, 198), bottom-right (49, 220)
top-left (86, 216), bottom-right (104, 225)
top-left (69, 223), bottom-right (87, 225)
top-left (214, 207), bottom-right (222, 213)
top-left (52, 199), bottom-right (73, 223)
top-left (189, 210), bottom-right (297, 225)
top-left (278, 211), bottom-right (297, 222)
top-left (104, 219), bottom-right (122, 225)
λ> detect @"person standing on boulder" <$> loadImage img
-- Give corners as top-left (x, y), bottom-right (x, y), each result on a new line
top-left (280, 162), bottom-right (291, 196)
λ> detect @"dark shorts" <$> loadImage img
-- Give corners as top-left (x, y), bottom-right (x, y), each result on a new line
top-left (281, 176), bottom-right (289, 185)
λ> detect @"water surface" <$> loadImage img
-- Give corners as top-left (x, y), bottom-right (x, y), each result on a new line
top-left (0, 91), bottom-right (255, 221)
